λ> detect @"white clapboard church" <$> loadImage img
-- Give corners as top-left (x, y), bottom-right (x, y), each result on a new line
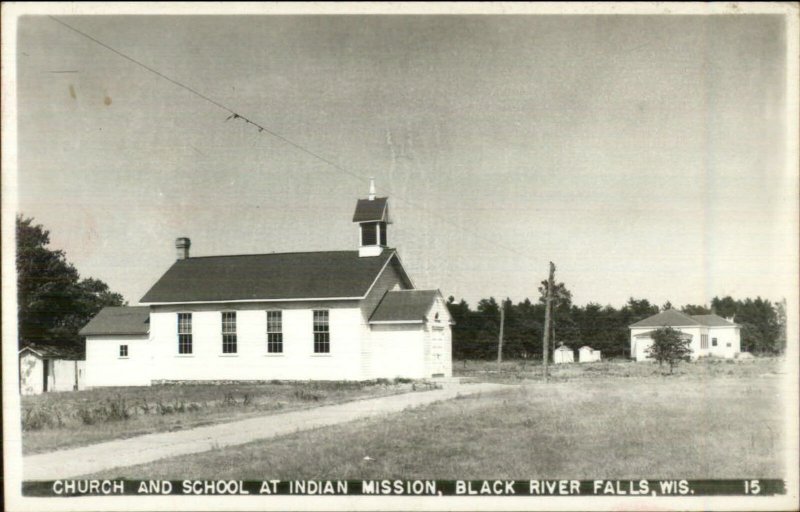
top-left (79, 182), bottom-right (453, 386)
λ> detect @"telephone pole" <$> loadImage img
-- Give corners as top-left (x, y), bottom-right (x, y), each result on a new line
top-left (497, 302), bottom-right (505, 372)
top-left (542, 261), bottom-right (555, 382)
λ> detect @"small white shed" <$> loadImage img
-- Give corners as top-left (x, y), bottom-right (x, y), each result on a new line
top-left (19, 344), bottom-right (85, 395)
top-left (579, 346), bottom-right (601, 363)
top-left (553, 344), bottom-right (574, 364)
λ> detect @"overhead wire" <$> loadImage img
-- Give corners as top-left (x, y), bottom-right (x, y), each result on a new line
top-left (48, 15), bottom-right (538, 264)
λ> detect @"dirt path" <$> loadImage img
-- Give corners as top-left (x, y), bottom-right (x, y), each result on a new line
top-left (23, 382), bottom-right (513, 480)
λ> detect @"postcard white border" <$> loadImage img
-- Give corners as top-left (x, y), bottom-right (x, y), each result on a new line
top-left (3, 2), bottom-right (798, 511)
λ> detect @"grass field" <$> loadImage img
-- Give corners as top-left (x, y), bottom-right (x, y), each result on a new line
top-left (453, 355), bottom-right (784, 382)
top-left (87, 357), bottom-right (787, 480)
top-left (21, 379), bottom-right (427, 454)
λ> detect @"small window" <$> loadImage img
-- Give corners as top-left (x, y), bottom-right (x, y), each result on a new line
top-left (700, 334), bottom-right (708, 349)
top-left (222, 312), bottom-right (237, 354)
top-left (267, 310), bottom-right (283, 353)
top-left (178, 313), bottom-right (193, 354)
top-left (313, 310), bottom-right (330, 353)
top-left (119, 345), bottom-right (128, 358)
top-left (711, 337), bottom-right (718, 347)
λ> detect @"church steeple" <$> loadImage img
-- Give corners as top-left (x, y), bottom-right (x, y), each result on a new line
top-left (352, 178), bottom-right (389, 257)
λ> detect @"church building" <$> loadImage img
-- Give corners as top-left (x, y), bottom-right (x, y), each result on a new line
top-left (79, 182), bottom-right (453, 386)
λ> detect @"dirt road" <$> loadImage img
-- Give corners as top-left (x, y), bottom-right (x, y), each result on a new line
top-left (23, 382), bottom-right (513, 480)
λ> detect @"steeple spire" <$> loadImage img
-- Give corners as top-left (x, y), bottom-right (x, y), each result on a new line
top-left (368, 177), bottom-right (376, 200)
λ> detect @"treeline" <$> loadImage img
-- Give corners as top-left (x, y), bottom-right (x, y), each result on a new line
top-left (446, 286), bottom-right (787, 360)
top-left (17, 215), bottom-right (126, 349)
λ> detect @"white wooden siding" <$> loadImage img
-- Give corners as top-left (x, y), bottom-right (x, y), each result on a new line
top-left (359, 260), bottom-right (411, 378)
top-left (85, 334), bottom-right (151, 387)
top-left (630, 325), bottom-right (740, 361)
top-left (149, 301), bottom-right (364, 381)
top-left (19, 352), bottom-right (43, 395)
top-left (368, 324), bottom-right (427, 379)
top-left (424, 295), bottom-right (453, 377)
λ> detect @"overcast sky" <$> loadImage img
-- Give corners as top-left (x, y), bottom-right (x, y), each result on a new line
top-left (13, 12), bottom-right (795, 308)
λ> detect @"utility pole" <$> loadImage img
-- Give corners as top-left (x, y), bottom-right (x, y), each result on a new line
top-left (542, 261), bottom-right (555, 382)
top-left (497, 302), bottom-right (505, 372)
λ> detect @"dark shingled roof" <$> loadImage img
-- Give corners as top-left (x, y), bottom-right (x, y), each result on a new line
top-left (140, 250), bottom-right (398, 303)
top-left (691, 314), bottom-right (736, 327)
top-left (79, 306), bottom-right (150, 336)
top-left (633, 329), bottom-right (693, 339)
top-left (630, 309), bottom-right (737, 328)
top-left (352, 197), bottom-right (388, 223)
top-left (630, 309), bottom-right (700, 328)
top-left (369, 290), bottom-right (439, 323)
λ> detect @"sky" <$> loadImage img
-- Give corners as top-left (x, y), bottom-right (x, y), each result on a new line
top-left (12, 11), bottom-right (797, 309)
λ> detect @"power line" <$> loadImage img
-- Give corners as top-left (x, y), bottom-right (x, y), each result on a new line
top-left (48, 15), bottom-right (537, 264)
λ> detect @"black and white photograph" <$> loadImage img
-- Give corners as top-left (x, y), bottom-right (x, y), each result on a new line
top-left (2, 3), bottom-right (798, 511)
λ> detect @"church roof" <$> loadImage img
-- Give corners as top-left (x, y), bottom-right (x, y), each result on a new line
top-left (369, 289), bottom-right (440, 323)
top-left (79, 306), bottom-right (151, 336)
top-left (352, 197), bottom-right (388, 222)
top-left (140, 249), bottom-right (406, 304)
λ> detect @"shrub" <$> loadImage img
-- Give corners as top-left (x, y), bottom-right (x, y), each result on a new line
top-left (105, 395), bottom-right (131, 421)
top-left (157, 401), bottom-right (174, 415)
top-left (293, 388), bottom-right (325, 401)
top-left (22, 405), bottom-right (59, 430)
top-left (77, 406), bottom-right (96, 425)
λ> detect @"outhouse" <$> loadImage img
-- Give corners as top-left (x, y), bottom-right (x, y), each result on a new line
top-left (579, 346), bottom-right (601, 363)
top-left (553, 344), bottom-right (574, 364)
top-left (19, 344), bottom-right (85, 395)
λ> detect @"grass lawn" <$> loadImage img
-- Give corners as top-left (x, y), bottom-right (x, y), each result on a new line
top-left (21, 379), bottom-right (427, 455)
top-left (87, 357), bottom-right (787, 480)
top-left (453, 355), bottom-right (786, 382)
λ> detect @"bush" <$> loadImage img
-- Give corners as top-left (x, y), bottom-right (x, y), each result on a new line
top-left (22, 405), bottom-right (61, 430)
top-left (105, 395), bottom-right (131, 421)
top-left (293, 388), bottom-right (325, 401)
top-left (77, 406), bottom-right (96, 425)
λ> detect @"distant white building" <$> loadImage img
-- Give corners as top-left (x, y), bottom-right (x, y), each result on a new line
top-left (629, 309), bottom-right (741, 361)
top-left (80, 183), bottom-right (453, 386)
top-left (578, 346), bottom-right (601, 363)
top-left (553, 344), bottom-right (574, 364)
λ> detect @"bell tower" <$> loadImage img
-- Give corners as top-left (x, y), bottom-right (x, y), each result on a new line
top-left (352, 178), bottom-right (389, 257)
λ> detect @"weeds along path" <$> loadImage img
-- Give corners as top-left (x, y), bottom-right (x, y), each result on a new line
top-left (23, 382), bottom-right (514, 480)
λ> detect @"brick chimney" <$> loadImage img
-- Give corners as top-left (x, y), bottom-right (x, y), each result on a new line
top-left (175, 237), bottom-right (191, 260)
